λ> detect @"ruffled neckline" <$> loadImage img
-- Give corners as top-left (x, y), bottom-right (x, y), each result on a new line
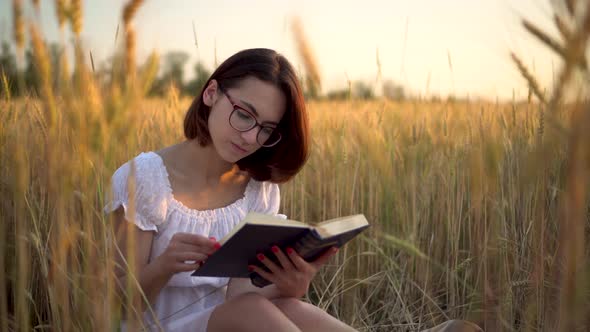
top-left (144, 151), bottom-right (255, 218)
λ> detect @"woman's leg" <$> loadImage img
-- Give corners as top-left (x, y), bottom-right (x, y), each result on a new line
top-left (271, 297), bottom-right (357, 332)
top-left (207, 293), bottom-right (301, 332)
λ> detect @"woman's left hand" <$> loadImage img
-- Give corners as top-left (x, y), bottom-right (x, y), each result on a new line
top-left (248, 246), bottom-right (339, 298)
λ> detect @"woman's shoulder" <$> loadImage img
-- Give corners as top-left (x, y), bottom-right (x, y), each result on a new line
top-left (112, 151), bottom-right (166, 183)
top-left (105, 151), bottom-right (171, 229)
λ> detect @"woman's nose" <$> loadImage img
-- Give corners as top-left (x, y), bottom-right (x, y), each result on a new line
top-left (241, 127), bottom-right (259, 145)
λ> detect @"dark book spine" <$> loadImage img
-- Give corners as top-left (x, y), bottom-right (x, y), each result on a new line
top-left (293, 230), bottom-right (338, 261)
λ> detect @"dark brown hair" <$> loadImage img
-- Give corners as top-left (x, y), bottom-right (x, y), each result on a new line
top-left (183, 48), bottom-right (309, 183)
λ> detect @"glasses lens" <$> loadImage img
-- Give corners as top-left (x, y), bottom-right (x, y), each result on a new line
top-left (229, 108), bottom-right (255, 131)
top-left (259, 128), bottom-right (281, 147)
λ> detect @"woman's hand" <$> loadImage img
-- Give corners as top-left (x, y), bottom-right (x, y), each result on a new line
top-left (248, 246), bottom-right (339, 298)
top-left (155, 233), bottom-right (220, 276)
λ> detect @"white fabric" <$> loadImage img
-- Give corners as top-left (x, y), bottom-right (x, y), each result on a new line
top-left (104, 151), bottom-right (284, 331)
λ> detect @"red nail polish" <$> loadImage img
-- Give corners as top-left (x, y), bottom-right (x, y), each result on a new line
top-left (271, 246), bottom-right (279, 253)
top-left (209, 236), bottom-right (217, 241)
top-left (257, 253), bottom-right (265, 261)
top-left (286, 247), bottom-right (294, 254)
top-left (214, 243), bottom-right (221, 250)
top-left (247, 265), bottom-right (255, 272)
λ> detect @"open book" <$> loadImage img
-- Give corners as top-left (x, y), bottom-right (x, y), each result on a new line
top-left (192, 212), bottom-right (369, 287)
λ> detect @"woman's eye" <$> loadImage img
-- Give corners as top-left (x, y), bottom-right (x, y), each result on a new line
top-left (236, 109), bottom-right (251, 120)
top-left (261, 127), bottom-right (274, 135)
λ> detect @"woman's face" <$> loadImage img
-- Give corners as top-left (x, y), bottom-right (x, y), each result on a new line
top-left (203, 76), bottom-right (286, 163)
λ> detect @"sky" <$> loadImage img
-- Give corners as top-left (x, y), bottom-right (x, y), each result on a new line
top-left (0, 0), bottom-right (563, 100)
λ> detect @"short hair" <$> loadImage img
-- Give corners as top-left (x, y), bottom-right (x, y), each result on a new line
top-left (183, 48), bottom-right (309, 183)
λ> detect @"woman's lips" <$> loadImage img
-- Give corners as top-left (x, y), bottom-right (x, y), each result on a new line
top-left (231, 142), bottom-right (248, 153)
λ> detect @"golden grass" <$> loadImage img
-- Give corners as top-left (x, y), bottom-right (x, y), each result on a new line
top-left (1, 92), bottom-right (588, 331)
top-left (70, 0), bottom-right (82, 37)
top-left (55, 0), bottom-right (67, 30)
top-left (123, 0), bottom-right (145, 81)
top-left (291, 15), bottom-right (322, 96)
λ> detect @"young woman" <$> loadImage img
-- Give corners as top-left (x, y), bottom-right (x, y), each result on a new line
top-left (105, 48), bottom-right (357, 332)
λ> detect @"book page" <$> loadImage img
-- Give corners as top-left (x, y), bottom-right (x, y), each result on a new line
top-left (244, 212), bottom-right (308, 227)
top-left (314, 214), bottom-right (369, 238)
top-left (219, 212), bottom-right (309, 245)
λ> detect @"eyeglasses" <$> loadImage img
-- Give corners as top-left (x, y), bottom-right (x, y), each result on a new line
top-left (219, 86), bottom-right (282, 147)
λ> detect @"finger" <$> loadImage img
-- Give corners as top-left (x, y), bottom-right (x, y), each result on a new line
top-left (175, 252), bottom-right (208, 262)
top-left (256, 253), bottom-right (281, 274)
top-left (175, 233), bottom-right (218, 248)
top-left (310, 247), bottom-right (339, 269)
top-left (169, 241), bottom-right (216, 258)
top-left (285, 247), bottom-right (312, 272)
top-left (271, 246), bottom-right (295, 271)
top-left (248, 264), bottom-right (276, 284)
top-left (174, 233), bottom-right (220, 253)
top-left (175, 262), bottom-right (201, 272)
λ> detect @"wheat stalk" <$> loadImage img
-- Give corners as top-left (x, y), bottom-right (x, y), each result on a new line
top-left (55, 0), bottom-right (67, 31)
top-left (525, 18), bottom-right (587, 70)
top-left (30, 25), bottom-right (57, 129)
top-left (565, 0), bottom-right (576, 17)
top-left (123, 0), bottom-right (144, 25)
top-left (538, 106), bottom-right (545, 142)
top-left (547, 0), bottom-right (590, 114)
top-left (125, 29), bottom-right (136, 80)
top-left (12, 0), bottom-right (24, 52)
top-left (554, 13), bottom-right (573, 42)
top-left (139, 51), bottom-right (159, 96)
top-left (523, 20), bottom-right (567, 60)
top-left (70, 0), bottom-right (82, 37)
top-left (123, 0), bottom-right (145, 81)
top-left (1, 69), bottom-right (10, 102)
top-left (291, 16), bottom-right (322, 96)
top-left (510, 52), bottom-right (547, 104)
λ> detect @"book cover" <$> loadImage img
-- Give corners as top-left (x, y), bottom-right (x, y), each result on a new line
top-left (192, 213), bottom-right (369, 287)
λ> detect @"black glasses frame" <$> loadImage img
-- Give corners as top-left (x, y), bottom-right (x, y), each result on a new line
top-left (219, 86), bottom-right (282, 147)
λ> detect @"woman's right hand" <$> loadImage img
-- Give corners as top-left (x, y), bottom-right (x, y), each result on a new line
top-left (154, 233), bottom-right (220, 276)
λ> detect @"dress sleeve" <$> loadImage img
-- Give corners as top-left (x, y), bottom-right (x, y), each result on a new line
top-left (249, 182), bottom-right (287, 219)
top-left (103, 155), bottom-right (168, 232)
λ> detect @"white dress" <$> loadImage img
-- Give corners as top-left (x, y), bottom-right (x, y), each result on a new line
top-left (103, 151), bottom-right (285, 331)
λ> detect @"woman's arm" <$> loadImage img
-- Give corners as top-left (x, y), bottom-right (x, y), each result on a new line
top-left (112, 207), bottom-right (174, 312)
top-left (112, 206), bottom-right (218, 314)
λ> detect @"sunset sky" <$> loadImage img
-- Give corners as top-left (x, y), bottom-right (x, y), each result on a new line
top-left (1, 0), bottom-right (562, 100)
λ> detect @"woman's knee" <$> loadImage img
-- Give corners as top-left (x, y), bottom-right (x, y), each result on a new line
top-left (217, 292), bottom-right (274, 314)
top-left (271, 297), bottom-right (322, 318)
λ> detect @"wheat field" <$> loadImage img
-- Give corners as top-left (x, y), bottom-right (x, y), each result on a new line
top-left (1, 0), bottom-right (589, 331)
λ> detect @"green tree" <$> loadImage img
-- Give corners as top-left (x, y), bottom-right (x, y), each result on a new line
top-left (184, 61), bottom-right (210, 96)
top-left (351, 81), bottom-right (374, 99)
top-left (23, 49), bottom-right (41, 95)
top-left (150, 51), bottom-right (189, 96)
top-left (382, 79), bottom-right (405, 101)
